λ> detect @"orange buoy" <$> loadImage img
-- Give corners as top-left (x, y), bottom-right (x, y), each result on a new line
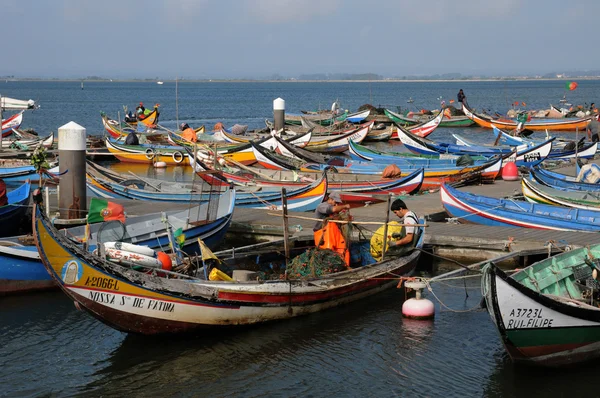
top-left (157, 251), bottom-right (173, 271)
top-left (502, 161), bottom-right (519, 181)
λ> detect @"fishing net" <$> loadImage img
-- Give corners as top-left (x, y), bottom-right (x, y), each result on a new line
top-left (97, 220), bottom-right (129, 244)
top-left (287, 248), bottom-right (347, 279)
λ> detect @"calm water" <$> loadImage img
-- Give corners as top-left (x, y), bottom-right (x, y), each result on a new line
top-left (2, 81), bottom-right (600, 397)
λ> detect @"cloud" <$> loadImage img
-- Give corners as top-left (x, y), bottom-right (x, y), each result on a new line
top-left (245, 0), bottom-right (342, 24)
top-left (383, 0), bottom-right (521, 24)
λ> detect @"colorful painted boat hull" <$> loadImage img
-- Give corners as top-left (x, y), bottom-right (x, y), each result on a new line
top-left (1, 112), bottom-right (23, 137)
top-left (105, 138), bottom-right (189, 166)
top-left (441, 183), bottom-right (600, 231)
top-left (33, 204), bottom-right (424, 334)
top-left (482, 250), bottom-right (600, 367)
top-left (0, 237), bottom-right (53, 295)
top-left (463, 103), bottom-right (593, 131)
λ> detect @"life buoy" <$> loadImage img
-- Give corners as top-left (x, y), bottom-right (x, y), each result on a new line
top-left (172, 151), bottom-right (184, 163)
top-left (145, 148), bottom-right (155, 159)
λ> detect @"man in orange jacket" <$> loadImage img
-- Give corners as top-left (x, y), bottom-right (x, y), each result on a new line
top-left (180, 123), bottom-right (197, 143)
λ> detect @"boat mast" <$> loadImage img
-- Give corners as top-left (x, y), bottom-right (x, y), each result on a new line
top-left (176, 76), bottom-right (179, 128)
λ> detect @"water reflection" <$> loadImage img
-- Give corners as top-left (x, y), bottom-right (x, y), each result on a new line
top-left (6, 267), bottom-right (600, 396)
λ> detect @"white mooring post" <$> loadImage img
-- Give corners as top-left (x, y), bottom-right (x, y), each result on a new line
top-left (58, 122), bottom-right (87, 219)
top-left (273, 97), bottom-right (285, 133)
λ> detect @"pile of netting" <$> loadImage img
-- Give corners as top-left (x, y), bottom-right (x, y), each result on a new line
top-left (287, 248), bottom-right (346, 279)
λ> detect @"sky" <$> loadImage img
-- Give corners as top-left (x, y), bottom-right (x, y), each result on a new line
top-left (3, 0), bottom-right (599, 79)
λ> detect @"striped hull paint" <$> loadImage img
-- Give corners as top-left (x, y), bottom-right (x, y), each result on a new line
top-left (305, 123), bottom-right (371, 153)
top-left (105, 138), bottom-right (189, 166)
top-left (463, 103), bottom-right (593, 131)
top-left (440, 183), bottom-right (600, 231)
top-left (34, 206), bottom-right (424, 334)
top-left (530, 167), bottom-right (600, 193)
top-left (385, 109), bottom-right (442, 138)
top-left (521, 177), bottom-right (600, 210)
top-left (87, 167), bottom-right (327, 212)
top-left (1, 112), bottom-right (24, 137)
top-left (384, 108), bottom-right (475, 128)
top-left (483, 264), bottom-right (600, 366)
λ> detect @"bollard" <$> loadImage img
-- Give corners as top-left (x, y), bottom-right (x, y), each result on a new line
top-left (273, 98), bottom-right (285, 133)
top-left (58, 122), bottom-right (87, 219)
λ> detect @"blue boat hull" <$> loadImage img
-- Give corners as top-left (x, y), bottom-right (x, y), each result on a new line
top-left (441, 183), bottom-right (600, 231)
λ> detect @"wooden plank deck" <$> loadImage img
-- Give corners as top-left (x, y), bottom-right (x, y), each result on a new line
top-left (227, 164), bottom-right (599, 254)
top-left (47, 162), bottom-right (594, 260)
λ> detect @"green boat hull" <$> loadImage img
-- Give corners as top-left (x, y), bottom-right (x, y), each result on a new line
top-left (384, 109), bottom-right (475, 128)
top-left (482, 244), bottom-right (600, 366)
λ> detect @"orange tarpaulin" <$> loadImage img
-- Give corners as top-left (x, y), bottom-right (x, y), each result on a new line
top-left (314, 221), bottom-right (350, 267)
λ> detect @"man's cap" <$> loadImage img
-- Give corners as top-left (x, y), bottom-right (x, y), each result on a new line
top-left (329, 191), bottom-right (342, 203)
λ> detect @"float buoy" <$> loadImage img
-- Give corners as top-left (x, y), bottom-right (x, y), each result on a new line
top-left (154, 161), bottom-right (167, 168)
top-left (402, 281), bottom-right (435, 320)
top-left (502, 161), bottom-right (519, 181)
top-left (157, 251), bottom-right (172, 271)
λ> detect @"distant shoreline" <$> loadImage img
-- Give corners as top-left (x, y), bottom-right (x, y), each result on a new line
top-left (3, 77), bottom-right (600, 84)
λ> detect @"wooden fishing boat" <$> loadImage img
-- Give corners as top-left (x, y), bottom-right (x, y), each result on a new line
top-left (33, 202), bottom-right (425, 334)
top-left (130, 105), bottom-right (160, 127)
top-left (396, 124), bottom-right (552, 167)
top-left (482, 246), bottom-right (600, 366)
top-left (1, 111), bottom-right (24, 137)
top-left (441, 183), bottom-right (600, 231)
top-left (457, 131), bottom-right (596, 160)
top-left (462, 103), bottom-right (593, 131)
top-left (195, 131), bottom-right (314, 166)
top-left (2, 187), bottom-right (235, 295)
top-left (348, 139), bottom-right (489, 165)
top-left (2, 130), bottom-right (54, 150)
top-left (363, 126), bottom-right (392, 142)
top-left (385, 108), bottom-right (475, 128)
top-left (214, 127), bottom-right (312, 148)
top-left (285, 110), bottom-right (349, 126)
top-left (253, 142), bottom-right (503, 189)
top-left (101, 113), bottom-right (164, 141)
top-left (530, 167), bottom-right (600, 193)
top-left (0, 181), bottom-right (32, 237)
top-left (0, 235), bottom-right (52, 295)
top-left (304, 122), bottom-right (371, 153)
top-left (346, 109), bottom-right (371, 123)
top-left (188, 154), bottom-right (424, 205)
top-left (522, 175), bottom-right (600, 210)
top-left (86, 161), bottom-right (328, 212)
top-left (105, 138), bottom-right (190, 166)
top-left (389, 110), bottom-right (443, 138)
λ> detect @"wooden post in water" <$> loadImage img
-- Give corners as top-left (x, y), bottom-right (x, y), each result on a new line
top-left (273, 97), bottom-right (285, 133)
top-left (58, 122), bottom-right (87, 219)
top-left (380, 194), bottom-right (393, 262)
top-left (281, 188), bottom-right (290, 274)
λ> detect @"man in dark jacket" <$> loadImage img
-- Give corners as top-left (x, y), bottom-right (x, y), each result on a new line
top-left (457, 89), bottom-right (466, 105)
top-left (125, 131), bottom-right (139, 145)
